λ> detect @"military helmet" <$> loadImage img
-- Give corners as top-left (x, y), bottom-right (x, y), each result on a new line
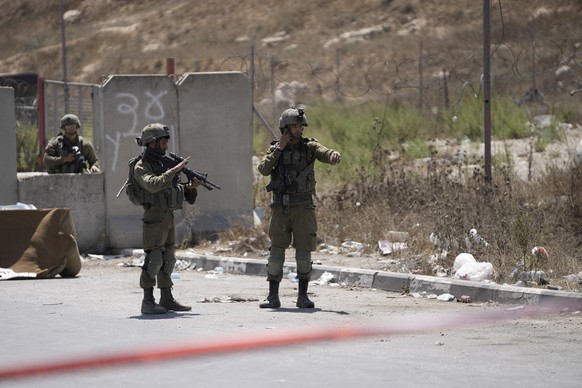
top-left (60, 114), bottom-right (81, 128)
top-left (136, 123), bottom-right (170, 146)
top-left (278, 107), bottom-right (309, 130)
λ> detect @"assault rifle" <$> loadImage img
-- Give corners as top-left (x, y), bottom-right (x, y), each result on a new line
top-left (62, 137), bottom-right (87, 172)
top-left (163, 152), bottom-right (221, 191)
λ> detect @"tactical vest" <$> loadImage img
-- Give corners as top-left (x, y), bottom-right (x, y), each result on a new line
top-left (270, 138), bottom-right (316, 195)
top-left (134, 157), bottom-right (184, 210)
top-left (53, 134), bottom-right (86, 173)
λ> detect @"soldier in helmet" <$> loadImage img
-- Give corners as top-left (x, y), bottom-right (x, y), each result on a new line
top-left (134, 123), bottom-right (200, 314)
top-left (44, 113), bottom-right (101, 174)
top-left (257, 107), bottom-right (341, 309)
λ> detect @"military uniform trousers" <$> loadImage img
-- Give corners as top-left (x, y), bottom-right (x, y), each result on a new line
top-left (267, 201), bottom-right (317, 282)
top-left (139, 207), bottom-right (177, 289)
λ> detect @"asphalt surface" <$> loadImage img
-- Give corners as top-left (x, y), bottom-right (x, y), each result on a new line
top-left (1, 251), bottom-right (581, 388)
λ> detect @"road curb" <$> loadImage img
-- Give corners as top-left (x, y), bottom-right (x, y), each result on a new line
top-left (125, 249), bottom-right (582, 307)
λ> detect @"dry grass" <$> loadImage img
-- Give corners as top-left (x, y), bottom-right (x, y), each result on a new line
top-left (217, 153), bottom-right (582, 292)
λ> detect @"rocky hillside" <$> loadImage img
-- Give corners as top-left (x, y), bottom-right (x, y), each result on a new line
top-left (1, 0), bottom-right (579, 91)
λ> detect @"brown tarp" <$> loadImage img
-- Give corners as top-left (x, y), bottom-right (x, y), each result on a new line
top-left (0, 208), bottom-right (82, 278)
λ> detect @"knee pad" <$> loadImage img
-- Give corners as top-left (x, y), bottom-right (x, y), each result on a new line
top-left (269, 246), bottom-right (286, 261)
top-left (295, 249), bottom-right (312, 279)
top-left (162, 248), bottom-right (177, 271)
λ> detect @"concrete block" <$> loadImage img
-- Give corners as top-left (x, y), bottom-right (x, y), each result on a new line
top-left (17, 172), bottom-right (106, 253)
top-left (338, 268), bottom-right (377, 288)
top-left (372, 271), bottom-right (413, 293)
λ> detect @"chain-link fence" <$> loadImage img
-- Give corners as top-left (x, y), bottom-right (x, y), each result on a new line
top-left (42, 80), bottom-right (97, 142)
top-left (0, 73), bottom-right (38, 125)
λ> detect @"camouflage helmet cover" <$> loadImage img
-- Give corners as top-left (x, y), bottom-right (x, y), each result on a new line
top-left (60, 113), bottom-right (81, 128)
top-left (278, 107), bottom-right (309, 130)
top-left (136, 123), bottom-right (170, 146)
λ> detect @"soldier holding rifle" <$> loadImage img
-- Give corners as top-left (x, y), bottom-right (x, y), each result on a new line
top-left (257, 108), bottom-right (341, 309)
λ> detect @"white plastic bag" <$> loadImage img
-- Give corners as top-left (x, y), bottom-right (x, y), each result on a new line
top-left (454, 262), bottom-right (494, 281)
top-left (453, 253), bottom-right (476, 270)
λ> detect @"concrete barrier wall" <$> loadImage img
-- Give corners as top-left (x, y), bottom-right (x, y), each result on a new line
top-left (177, 72), bottom-right (254, 232)
top-left (0, 87), bottom-right (17, 206)
top-left (97, 75), bottom-right (180, 249)
top-left (4, 72), bottom-right (253, 253)
top-left (17, 172), bottom-right (107, 253)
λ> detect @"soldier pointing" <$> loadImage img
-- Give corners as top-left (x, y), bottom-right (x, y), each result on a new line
top-left (257, 107), bottom-right (341, 309)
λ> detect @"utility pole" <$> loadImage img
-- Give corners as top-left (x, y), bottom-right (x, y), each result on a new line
top-left (59, 0), bottom-right (70, 113)
top-left (483, 0), bottom-right (492, 185)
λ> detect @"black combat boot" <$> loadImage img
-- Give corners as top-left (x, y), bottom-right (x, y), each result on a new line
top-left (141, 287), bottom-right (167, 314)
top-left (159, 287), bottom-right (192, 311)
top-left (259, 280), bottom-right (281, 308)
top-left (296, 279), bottom-right (315, 308)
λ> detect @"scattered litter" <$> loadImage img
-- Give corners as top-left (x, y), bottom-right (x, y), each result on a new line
top-left (435, 341), bottom-right (445, 346)
top-left (199, 295), bottom-right (259, 303)
top-left (0, 267), bottom-right (37, 280)
top-left (464, 228), bottom-right (490, 253)
top-left (253, 207), bottom-right (264, 226)
top-left (505, 305), bottom-right (525, 311)
top-left (171, 272), bottom-right (181, 280)
top-left (562, 274), bottom-right (580, 283)
top-left (341, 240), bottom-right (364, 251)
top-left (204, 267), bottom-right (225, 279)
top-left (378, 240), bottom-right (408, 255)
top-left (433, 265), bottom-right (448, 278)
top-left (437, 293), bottom-right (455, 302)
top-left (519, 270), bottom-right (546, 283)
top-left (318, 244), bottom-right (341, 255)
top-left (312, 271), bottom-right (335, 285)
top-left (453, 253), bottom-right (476, 271)
top-left (118, 257), bottom-right (144, 267)
top-left (87, 254), bottom-right (124, 260)
top-left (453, 253), bottom-right (494, 281)
top-left (287, 272), bottom-right (298, 283)
top-left (457, 295), bottom-right (472, 303)
top-left (174, 259), bottom-right (190, 271)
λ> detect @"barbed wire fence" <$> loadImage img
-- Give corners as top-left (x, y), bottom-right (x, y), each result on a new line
top-left (5, 13), bottom-right (582, 171)
top-left (204, 28), bottom-right (581, 136)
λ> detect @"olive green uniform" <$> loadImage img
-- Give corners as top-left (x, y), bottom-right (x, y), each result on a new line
top-left (134, 149), bottom-right (191, 290)
top-left (44, 133), bottom-right (100, 174)
top-left (258, 137), bottom-right (338, 282)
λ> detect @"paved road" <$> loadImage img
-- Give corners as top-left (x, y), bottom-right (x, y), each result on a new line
top-left (1, 262), bottom-right (581, 387)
